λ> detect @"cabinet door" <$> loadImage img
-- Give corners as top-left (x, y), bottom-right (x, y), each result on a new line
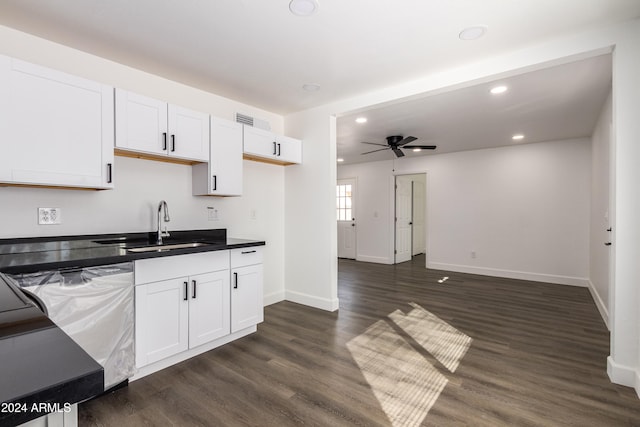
top-left (208, 117), bottom-right (243, 195)
top-left (135, 278), bottom-right (189, 367)
top-left (243, 125), bottom-right (277, 159)
top-left (277, 135), bottom-right (302, 164)
top-left (0, 55), bottom-right (114, 189)
top-left (188, 271), bottom-right (231, 348)
top-left (231, 264), bottom-right (264, 333)
top-left (114, 89), bottom-right (168, 156)
top-left (168, 104), bottom-right (209, 162)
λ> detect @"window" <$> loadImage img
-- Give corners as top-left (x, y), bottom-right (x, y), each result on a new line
top-left (336, 183), bottom-right (352, 221)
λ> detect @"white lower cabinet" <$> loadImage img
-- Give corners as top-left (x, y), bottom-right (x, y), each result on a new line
top-left (135, 270), bottom-right (230, 366)
top-left (134, 251), bottom-right (230, 368)
top-left (133, 248), bottom-right (263, 376)
top-left (135, 277), bottom-right (189, 366)
top-left (231, 247), bottom-right (264, 332)
top-left (189, 271), bottom-right (231, 347)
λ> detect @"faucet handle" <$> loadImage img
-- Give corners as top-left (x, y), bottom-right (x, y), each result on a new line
top-left (161, 226), bottom-right (170, 238)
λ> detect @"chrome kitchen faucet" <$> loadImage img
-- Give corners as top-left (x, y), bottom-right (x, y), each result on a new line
top-left (157, 200), bottom-right (171, 244)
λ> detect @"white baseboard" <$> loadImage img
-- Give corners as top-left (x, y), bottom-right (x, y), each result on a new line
top-left (607, 356), bottom-right (637, 388)
top-left (587, 280), bottom-right (610, 330)
top-left (427, 262), bottom-right (589, 287)
top-left (355, 255), bottom-right (392, 264)
top-left (285, 289), bottom-right (339, 312)
top-left (264, 290), bottom-right (285, 306)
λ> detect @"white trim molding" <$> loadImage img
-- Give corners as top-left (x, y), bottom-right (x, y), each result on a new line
top-left (427, 262), bottom-right (589, 287)
top-left (264, 290), bottom-right (285, 306)
top-left (285, 290), bottom-right (339, 312)
top-left (356, 255), bottom-right (392, 264)
top-left (587, 280), bottom-right (610, 330)
top-left (607, 356), bottom-right (637, 388)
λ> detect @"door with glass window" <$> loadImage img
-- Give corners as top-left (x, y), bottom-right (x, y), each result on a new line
top-left (337, 178), bottom-right (356, 259)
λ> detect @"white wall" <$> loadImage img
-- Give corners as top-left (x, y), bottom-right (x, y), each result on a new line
top-left (589, 93), bottom-right (612, 328)
top-left (283, 107), bottom-right (339, 311)
top-left (339, 138), bottom-right (591, 286)
top-left (0, 25), bottom-right (286, 306)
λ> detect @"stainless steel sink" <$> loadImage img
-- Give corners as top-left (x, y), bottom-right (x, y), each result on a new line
top-left (127, 242), bottom-right (209, 253)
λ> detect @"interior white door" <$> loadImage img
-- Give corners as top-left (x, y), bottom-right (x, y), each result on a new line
top-left (337, 178), bottom-right (357, 259)
top-left (395, 175), bottom-right (412, 263)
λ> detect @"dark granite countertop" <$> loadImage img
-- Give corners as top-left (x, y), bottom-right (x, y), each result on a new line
top-left (0, 274), bottom-right (103, 426)
top-left (0, 229), bottom-right (265, 274)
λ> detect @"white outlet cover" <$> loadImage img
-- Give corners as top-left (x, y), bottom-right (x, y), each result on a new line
top-left (38, 207), bottom-right (62, 225)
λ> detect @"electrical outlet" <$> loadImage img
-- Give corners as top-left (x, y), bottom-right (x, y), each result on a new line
top-left (471, 250), bottom-right (476, 259)
top-left (250, 209), bottom-right (257, 220)
top-left (38, 208), bottom-right (62, 225)
top-left (207, 206), bottom-right (219, 221)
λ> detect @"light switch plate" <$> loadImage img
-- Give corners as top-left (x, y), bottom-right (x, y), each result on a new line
top-left (38, 208), bottom-right (62, 225)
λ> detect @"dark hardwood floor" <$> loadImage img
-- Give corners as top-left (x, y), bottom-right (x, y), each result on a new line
top-left (78, 255), bottom-right (640, 426)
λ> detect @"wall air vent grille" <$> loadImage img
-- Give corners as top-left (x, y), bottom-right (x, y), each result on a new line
top-left (235, 113), bottom-right (271, 131)
top-left (235, 113), bottom-right (254, 127)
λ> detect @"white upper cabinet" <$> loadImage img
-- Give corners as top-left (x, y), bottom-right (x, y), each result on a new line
top-left (0, 55), bottom-right (114, 189)
top-left (115, 89), bottom-right (209, 163)
top-left (243, 125), bottom-right (302, 165)
top-left (192, 117), bottom-right (243, 196)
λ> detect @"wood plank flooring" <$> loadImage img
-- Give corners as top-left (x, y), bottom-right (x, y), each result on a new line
top-left (78, 255), bottom-right (640, 426)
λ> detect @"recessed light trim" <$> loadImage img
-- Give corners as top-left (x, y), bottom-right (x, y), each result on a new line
top-left (459, 25), bottom-right (488, 41)
top-left (302, 83), bottom-right (320, 92)
top-left (355, 117), bottom-right (367, 124)
top-left (512, 134), bottom-right (525, 141)
top-left (289, 0), bottom-right (318, 16)
top-left (490, 85), bottom-right (508, 94)
top-left (337, 158), bottom-right (344, 162)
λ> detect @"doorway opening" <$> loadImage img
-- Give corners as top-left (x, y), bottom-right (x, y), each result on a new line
top-left (394, 173), bottom-right (426, 264)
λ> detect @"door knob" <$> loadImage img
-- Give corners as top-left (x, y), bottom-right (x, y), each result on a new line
top-left (605, 242), bottom-right (612, 246)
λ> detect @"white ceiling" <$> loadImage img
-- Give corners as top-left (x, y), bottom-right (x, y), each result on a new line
top-left (0, 1), bottom-right (634, 163)
top-left (337, 54), bottom-right (612, 164)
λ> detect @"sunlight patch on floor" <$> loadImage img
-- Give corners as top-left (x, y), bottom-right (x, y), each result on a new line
top-left (347, 320), bottom-right (448, 427)
top-left (347, 303), bottom-right (472, 427)
top-left (389, 302), bottom-right (472, 373)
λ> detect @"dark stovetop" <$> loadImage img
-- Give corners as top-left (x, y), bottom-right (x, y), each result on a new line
top-left (0, 274), bottom-right (103, 426)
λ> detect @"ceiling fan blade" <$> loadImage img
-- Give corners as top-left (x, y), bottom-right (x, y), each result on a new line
top-left (397, 136), bottom-right (417, 146)
top-left (392, 148), bottom-right (405, 158)
top-left (361, 141), bottom-right (388, 147)
top-left (404, 145), bottom-right (437, 150)
top-left (361, 147), bottom-right (391, 155)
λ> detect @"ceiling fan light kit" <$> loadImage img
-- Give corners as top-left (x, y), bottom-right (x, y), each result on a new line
top-left (361, 135), bottom-right (437, 158)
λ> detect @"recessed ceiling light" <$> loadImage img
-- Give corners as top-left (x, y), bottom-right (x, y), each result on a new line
top-left (490, 85), bottom-right (508, 94)
top-left (459, 25), bottom-right (488, 41)
top-left (412, 148), bottom-right (422, 152)
top-left (355, 117), bottom-right (367, 124)
top-left (302, 83), bottom-right (320, 92)
top-left (289, 0), bottom-right (318, 16)
top-left (337, 158), bottom-right (344, 162)
top-left (512, 134), bottom-right (525, 140)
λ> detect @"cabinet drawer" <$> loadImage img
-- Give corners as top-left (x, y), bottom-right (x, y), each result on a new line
top-left (230, 247), bottom-right (263, 268)
top-left (135, 251), bottom-right (230, 285)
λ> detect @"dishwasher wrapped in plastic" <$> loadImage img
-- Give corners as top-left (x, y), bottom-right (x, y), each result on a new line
top-left (8, 262), bottom-right (135, 390)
